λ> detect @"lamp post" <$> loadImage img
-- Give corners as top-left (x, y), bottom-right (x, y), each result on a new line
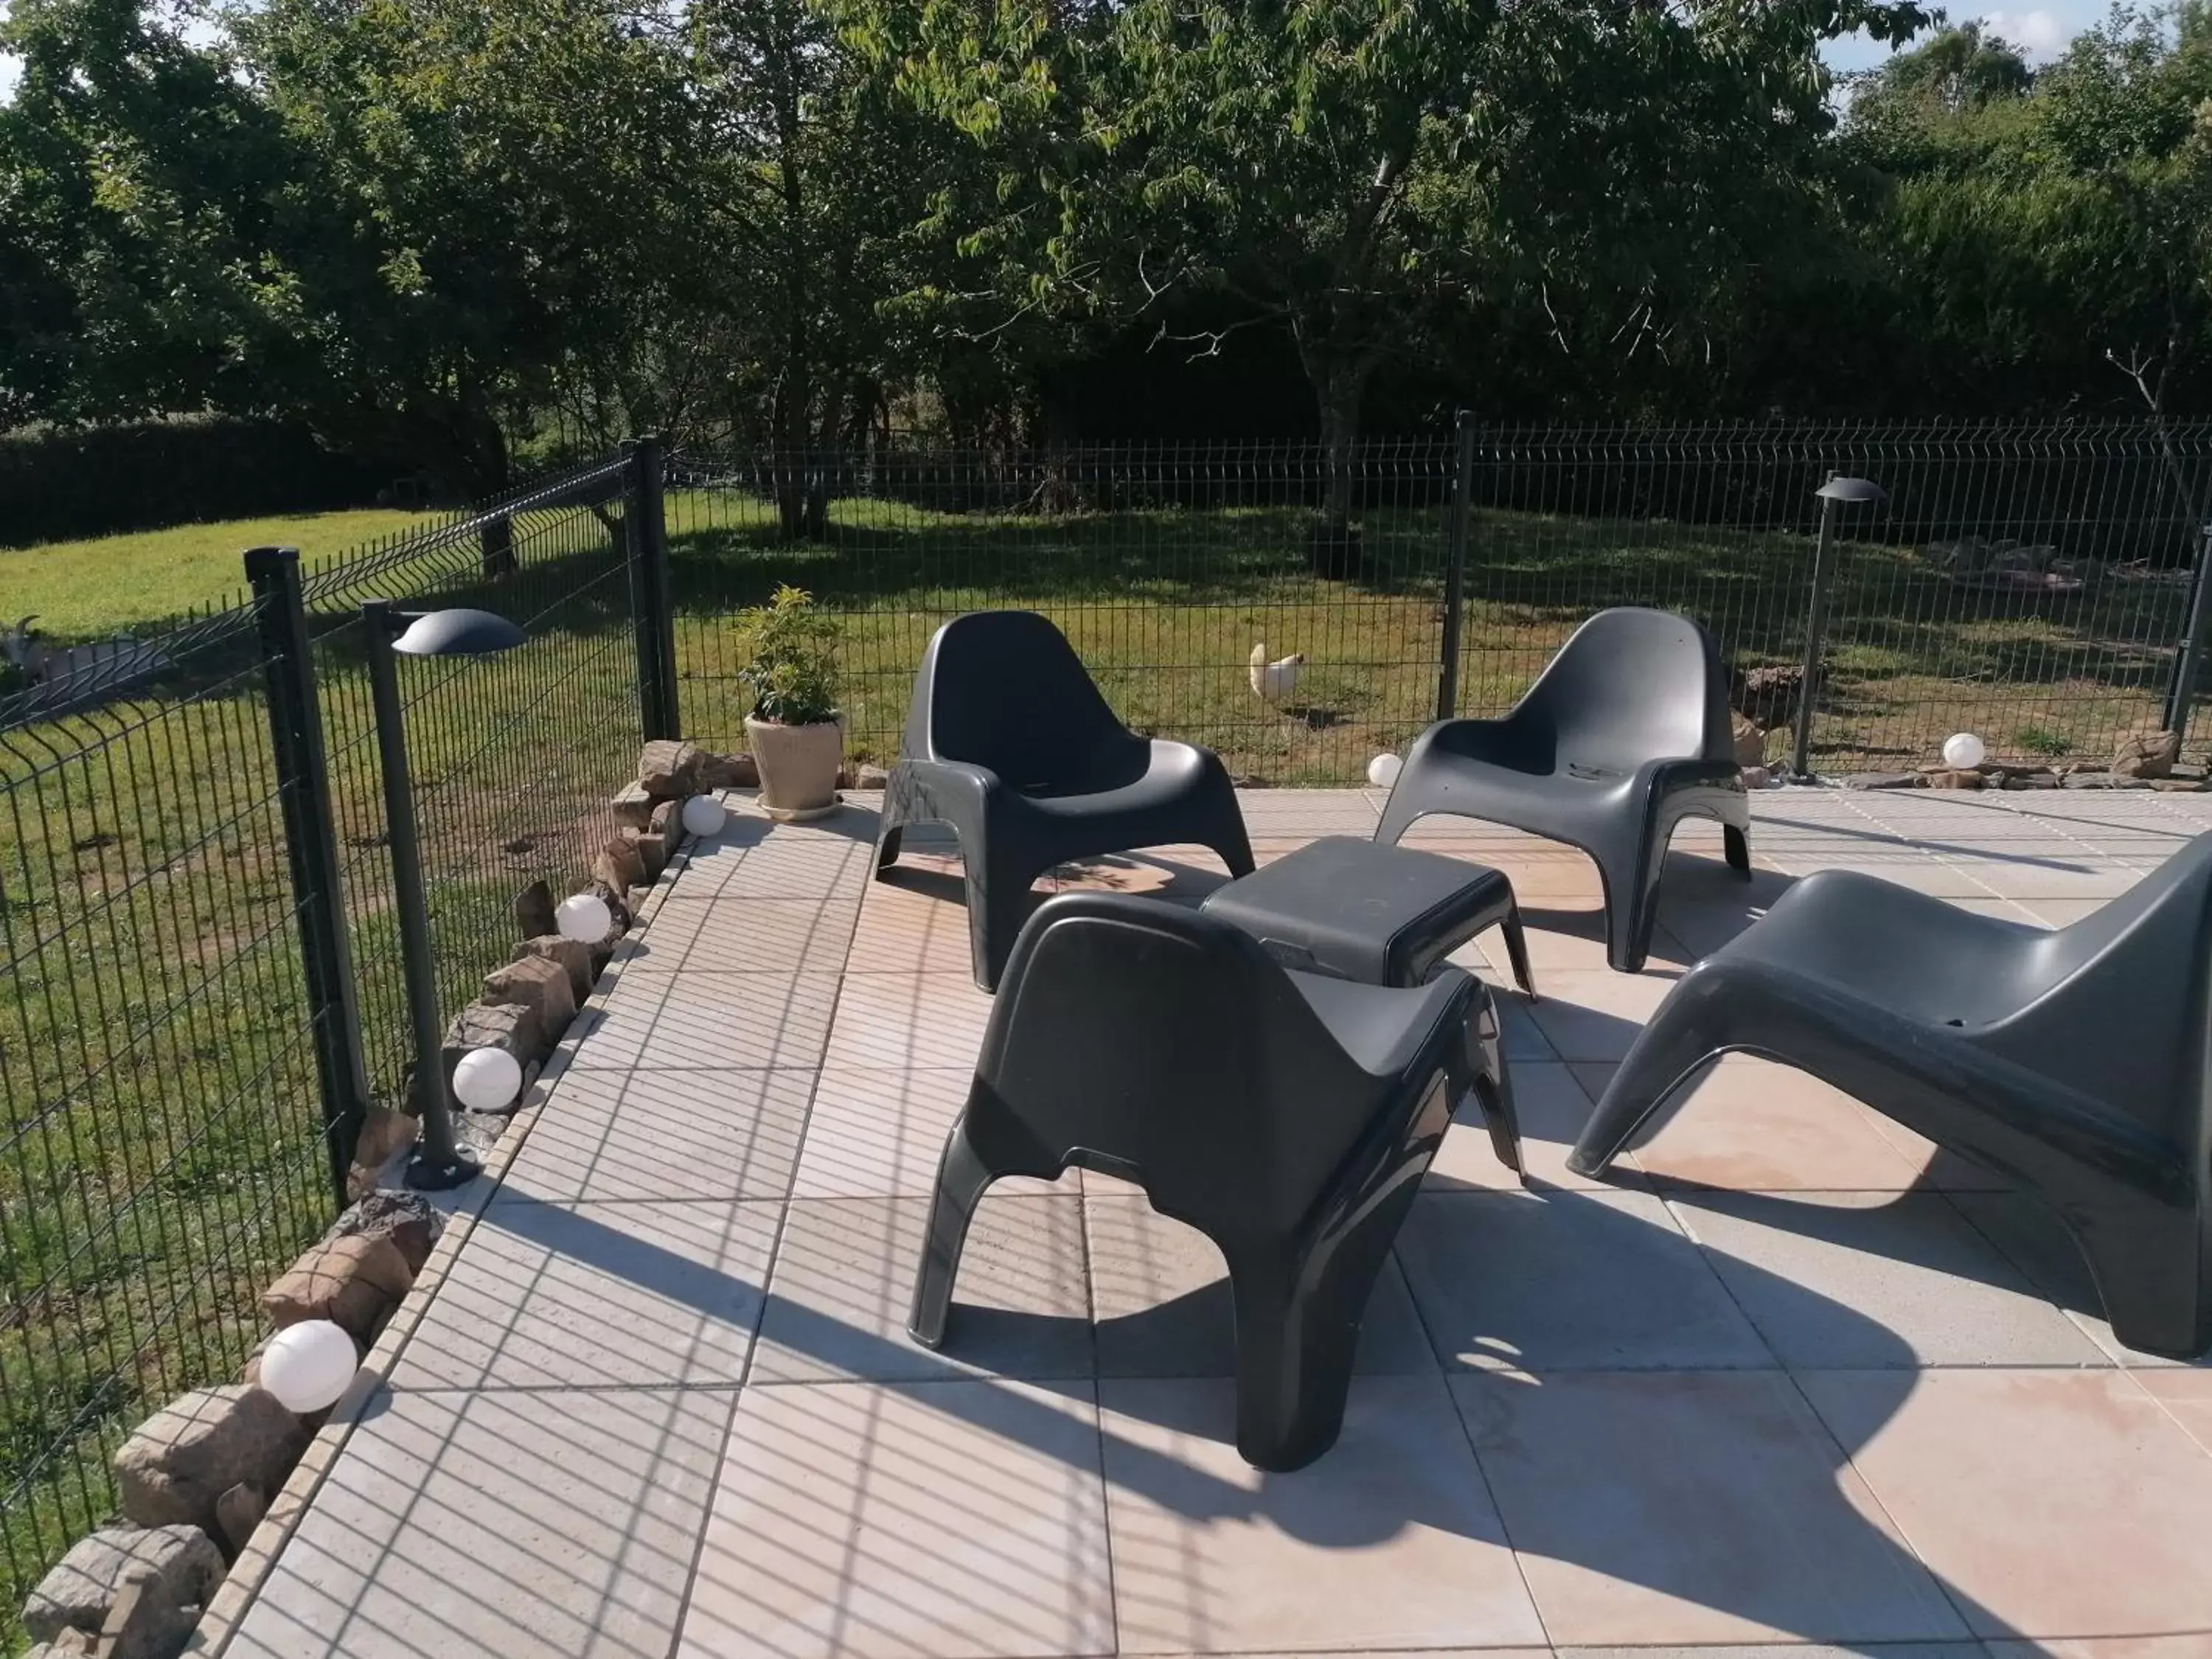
top-left (363, 601), bottom-right (529, 1191)
top-left (1791, 475), bottom-right (1888, 780)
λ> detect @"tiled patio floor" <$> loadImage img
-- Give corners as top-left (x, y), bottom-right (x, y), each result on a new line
top-left (204, 786), bottom-right (2212, 1659)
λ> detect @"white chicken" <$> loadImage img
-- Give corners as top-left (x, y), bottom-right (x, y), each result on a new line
top-left (1248, 641), bottom-right (1307, 705)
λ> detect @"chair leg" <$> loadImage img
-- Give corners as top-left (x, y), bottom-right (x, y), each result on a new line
top-left (1565, 1006), bottom-right (1725, 1176)
top-left (1222, 1246), bottom-right (1362, 1472)
top-left (1212, 824), bottom-right (1257, 880)
top-left (1466, 996), bottom-right (1521, 1177)
top-left (2063, 1199), bottom-right (2211, 1360)
top-left (908, 1121), bottom-right (998, 1348)
top-left (1498, 904), bottom-right (1537, 1000)
top-left (1594, 828), bottom-right (1669, 975)
top-left (1724, 822), bottom-right (1751, 878)
top-left (964, 846), bottom-right (1044, 992)
top-left (875, 824), bottom-right (905, 873)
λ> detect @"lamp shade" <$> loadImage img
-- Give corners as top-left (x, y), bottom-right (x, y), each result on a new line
top-left (453, 1046), bottom-right (524, 1112)
top-left (260, 1320), bottom-right (358, 1414)
top-left (681, 794), bottom-right (728, 836)
top-left (556, 891), bottom-right (613, 943)
top-left (1815, 476), bottom-right (1887, 505)
top-left (392, 608), bottom-right (527, 658)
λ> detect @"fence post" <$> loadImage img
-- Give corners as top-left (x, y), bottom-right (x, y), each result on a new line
top-left (1791, 486), bottom-right (1845, 779)
top-left (246, 545), bottom-right (372, 1204)
top-left (2166, 521), bottom-right (2212, 736)
top-left (1437, 412), bottom-right (1475, 723)
top-left (625, 434), bottom-right (681, 741)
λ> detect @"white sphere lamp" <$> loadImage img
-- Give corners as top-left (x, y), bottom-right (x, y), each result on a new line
top-left (1941, 731), bottom-right (1986, 770)
top-left (260, 1319), bottom-right (358, 1415)
top-left (555, 891), bottom-right (612, 943)
top-left (681, 794), bottom-right (727, 837)
top-left (1367, 752), bottom-right (1403, 790)
top-left (452, 1046), bottom-right (523, 1113)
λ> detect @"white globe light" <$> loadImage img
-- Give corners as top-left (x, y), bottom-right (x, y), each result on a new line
top-left (1367, 752), bottom-right (1403, 790)
top-left (452, 1045), bottom-right (523, 1113)
top-left (260, 1319), bottom-right (358, 1415)
top-left (555, 891), bottom-right (612, 943)
top-left (681, 794), bottom-right (727, 837)
top-left (1942, 731), bottom-right (1986, 770)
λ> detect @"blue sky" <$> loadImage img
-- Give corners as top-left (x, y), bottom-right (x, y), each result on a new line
top-left (0, 0), bottom-right (2115, 107)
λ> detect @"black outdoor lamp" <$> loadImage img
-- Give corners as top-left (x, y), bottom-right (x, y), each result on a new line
top-left (363, 600), bottom-right (529, 1191)
top-left (1790, 475), bottom-right (1889, 779)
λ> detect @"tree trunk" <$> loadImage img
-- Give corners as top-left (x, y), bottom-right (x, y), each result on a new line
top-left (1298, 338), bottom-right (1378, 579)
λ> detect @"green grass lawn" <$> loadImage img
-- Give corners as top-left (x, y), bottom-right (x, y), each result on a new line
top-left (1, 508), bottom-right (436, 637)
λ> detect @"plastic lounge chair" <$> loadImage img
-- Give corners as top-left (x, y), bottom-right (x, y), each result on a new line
top-left (909, 892), bottom-right (1517, 1470)
top-left (1568, 834), bottom-right (2212, 1358)
top-left (1374, 607), bottom-right (1750, 974)
top-left (875, 611), bottom-right (1256, 990)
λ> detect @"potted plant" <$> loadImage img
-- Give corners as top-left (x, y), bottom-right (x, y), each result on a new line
top-left (736, 583), bottom-right (845, 815)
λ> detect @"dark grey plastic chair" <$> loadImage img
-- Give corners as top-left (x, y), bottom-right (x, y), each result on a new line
top-left (1376, 608), bottom-right (1750, 973)
top-left (1568, 833), bottom-right (2212, 1359)
top-left (909, 892), bottom-right (1517, 1470)
top-left (876, 611), bottom-right (1256, 990)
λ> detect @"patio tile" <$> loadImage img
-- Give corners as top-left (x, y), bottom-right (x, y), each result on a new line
top-left (1468, 854), bottom-right (1607, 900)
top-left (1451, 892), bottom-right (1691, 979)
top-left (1562, 1649), bottom-right (1976, 1659)
top-left (1798, 1368), bottom-right (2212, 1638)
top-left (569, 972), bottom-right (841, 1071)
top-left (500, 1067), bottom-right (815, 1201)
top-left (677, 1379), bottom-right (1113, 1659)
top-left (1099, 1374), bottom-right (1547, 1654)
top-left (1851, 1112), bottom-right (2014, 1193)
top-left (1453, 1369), bottom-right (1970, 1646)
top-left (672, 838), bottom-right (877, 902)
top-left (387, 1197), bottom-right (777, 1389)
top-left (751, 1195), bottom-right (1091, 1382)
top-left (1492, 990), bottom-right (1558, 1061)
top-left (1947, 1192), bottom-right (2197, 1366)
top-left (823, 971), bottom-right (993, 1071)
top-left (1394, 1189), bottom-right (1773, 1371)
top-left (792, 1065), bottom-right (1071, 1199)
top-left (222, 1386), bottom-right (733, 1659)
top-left (1426, 1060), bottom-right (1632, 1192)
top-left (622, 898), bottom-right (860, 975)
top-left (1085, 1194), bottom-right (1435, 1376)
top-left (1667, 1191), bottom-right (2105, 1368)
top-left (1604, 1056), bottom-right (1930, 1191)
top-left (2135, 1371), bottom-right (2212, 1454)
top-left (1986, 1642), bottom-right (2212, 1659)
top-left (849, 886), bottom-right (978, 975)
top-left (1523, 972), bottom-right (1674, 1063)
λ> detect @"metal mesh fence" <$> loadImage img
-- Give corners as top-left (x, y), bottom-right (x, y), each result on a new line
top-left (669, 422), bottom-right (2212, 780)
top-left (0, 453), bottom-right (644, 1642)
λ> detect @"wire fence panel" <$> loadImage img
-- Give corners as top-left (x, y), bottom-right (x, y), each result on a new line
top-left (669, 424), bottom-right (2212, 782)
top-left (0, 453), bottom-right (644, 1645)
top-left (668, 440), bottom-right (1457, 784)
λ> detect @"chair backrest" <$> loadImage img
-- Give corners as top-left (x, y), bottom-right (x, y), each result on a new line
top-left (904, 611), bottom-right (1135, 788)
top-left (1514, 608), bottom-right (1735, 772)
top-left (1983, 830), bottom-right (2212, 1144)
top-left (969, 892), bottom-right (1380, 1236)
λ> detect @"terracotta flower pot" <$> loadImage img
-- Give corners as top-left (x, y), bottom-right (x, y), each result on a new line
top-left (745, 714), bottom-right (843, 813)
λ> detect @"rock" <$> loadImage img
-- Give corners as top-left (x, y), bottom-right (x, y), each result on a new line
top-left (2112, 728), bottom-right (2182, 779)
top-left (1729, 663), bottom-right (1808, 729)
top-left (695, 750), bottom-right (759, 790)
top-left (638, 740), bottom-right (704, 799)
top-left (610, 780), bottom-right (655, 830)
top-left (839, 761), bottom-right (892, 790)
top-left (513, 933), bottom-right (593, 1003)
top-left (512, 878), bottom-right (556, 942)
top-left (23, 1527), bottom-right (223, 1647)
top-left (649, 797), bottom-right (682, 839)
top-left (1998, 768), bottom-right (2061, 790)
top-left (321, 1191), bottom-right (439, 1276)
top-left (1730, 714), bottom-right (1767, 769)
top-left (114, 1388), bottom-right (308, 1535)
top-left (1741, 765), bottom-right (1773, 790)
top-left (1926, 767), bottom-right (1985, 789)
top-left (2064, 770), bottom-right (2154, 789)
top-left (482, 953), bottom-right (576, 1043)
top-left (97, 1570), bottom-right (201, 1659)
top-left (30, 1631), bottom-right (100, 1658)
top-left (349, 1104), bottom-right (417, 1175)
top-left (2149, 776), bottom-right (2210, 792)
top-left (633, 831), bottom-right (668, 880)
top-left (261, 1235), bottom-right (414, 1340)
top-left (594, 835), bottom-right (647, 893)
top-left (214, 1481), bottom-right (267, 1558)
top-left (443, 997), bottom-right (549, 1074)
top-left (1841, 771), bottom-right (1925, 790)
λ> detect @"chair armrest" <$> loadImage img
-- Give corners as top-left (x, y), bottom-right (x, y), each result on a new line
top-left (1413, 715), bottom-right (1520, 765)
top-left (1633, 754), bottom-right (1745, 794)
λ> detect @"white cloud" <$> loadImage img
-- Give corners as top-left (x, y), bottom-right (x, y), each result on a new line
top-left (1979, 7), bottom-right (2073, 60)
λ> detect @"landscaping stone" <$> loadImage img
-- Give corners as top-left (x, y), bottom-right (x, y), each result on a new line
top-left (514, 933), bottom-right (594, 1002)
top-left (649, 796), bottom-right (681, 838)
top-left (611, 780), bottom-right (655, 830)
top-left (114, 1388), bottom-right (307, 1535)
top-left (261, 1235), bottom-right (415, 1340)
top-left (1741, 765), bottom-right (1774, 789)
top-left (2150, 776), bottom-right (2210, 792)
top-left (349, 1104), bottom-right (417, 1174)
top-left (638, 740), bottom-right (704, 799)
top-left (214, 1481), bottom-right (267, 1557)
top-left (443, 997), bottom-right (549, 1071)
top-left (482, 954), bottom-right (577, 1043)
top-left (97, 1571), bottom-right (201, 1659)
top-left (695, 749), bottom-right (759, 790)
top-left (27, 1632), bottom-right (97, 1658)
top-left (1927, 767), bottom-right (1985, 789)
top-left (594, 838), bottom-right (646, 895)
top-left (512, 878), bottom-right (556, 942)
top-left (1730, 714), bottom-right (1766, 768)
top-left (1841, 771), bottom-right (1925, 789)
top-left (2113, 728), bottom-right (2182, 779)
top-left (23, 1526), bottom-right (222, 1648)
top-left (580, 877), bottom-right (633, 935)
top-left (633, 830), bottom-right (669, 880)
top-left (1998, 767), bottom-right (2061, 789)
top-left (841, 761), bottom-right (892, 790)
top-left (321, 1190), bottom-right (439, 1276)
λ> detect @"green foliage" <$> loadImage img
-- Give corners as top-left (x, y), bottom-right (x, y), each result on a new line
top-left (2015, 724), bottom-right (2074, 756)
top-left (734, 583), bottom-right (844, 724)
